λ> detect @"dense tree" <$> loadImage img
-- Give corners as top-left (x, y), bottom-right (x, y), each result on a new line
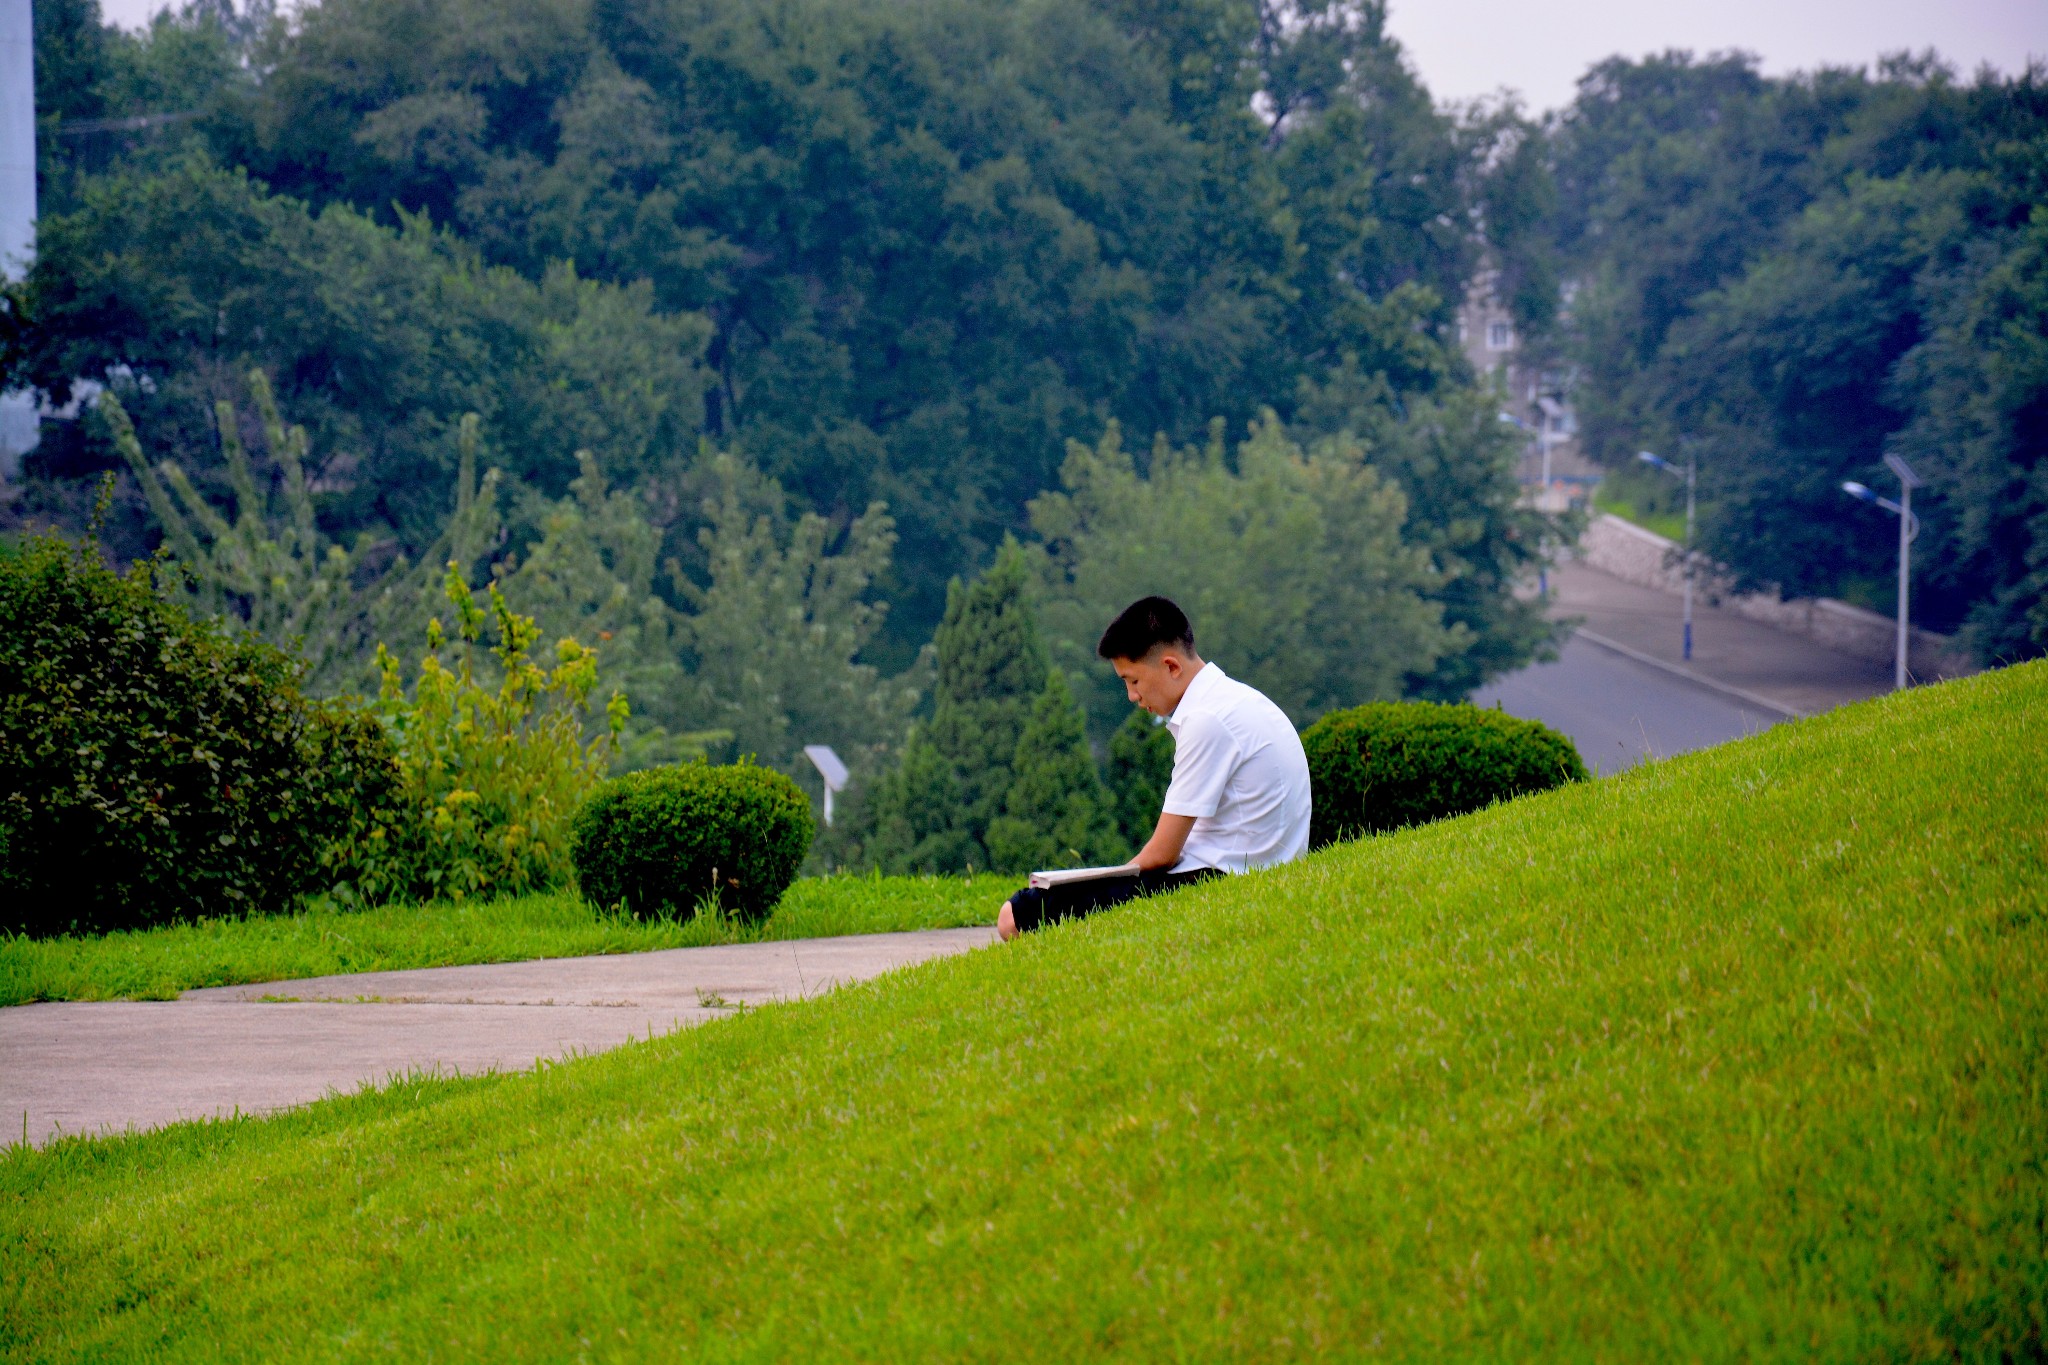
top-left (35, 0), bottom-right (272, 217)
top-left (838, 541), bottom-right (1049, 872)
top-left (1292, 371), bottom-right (1562, 697)
top-left (492, 452), bottom-right (701, 762)
top-left (1456, 99), bottom-right (1561, 338)
top-left (101, 374), bottom-right (502, 693)
top-left (1653, 172), bottom-right (1975, 602)
top-left (16, 0), bottom-right (1523, 671)
top-left (103, 365), bottom-right (909, 774)
top-left (1102, 707), bottom-right (1176, 853)
top-left (1032, 416), bottom-right (1453, 732)
top-left (668, 455), bottom-right (916, 773)
top-left (985, 669), bottom-right (1123, 873)
top-left (17, 0), bottom-right (1573, 795)
top-left (1544, 53), bottom-right (2048, 656)
top-left (1889, 209), bottom-right (2048, 660)
top-left (13, 159), bottom-right (710, 557)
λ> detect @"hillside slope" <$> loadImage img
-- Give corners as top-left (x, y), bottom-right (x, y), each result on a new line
top-left (5, 663), bottom-right (2044, 1361)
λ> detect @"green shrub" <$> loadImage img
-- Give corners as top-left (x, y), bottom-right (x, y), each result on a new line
top-left (1302, 701), bottom-right (1587, 847)
top-left (571, 763), bottom-right (814, 921)
top-left (307, 704), bottom-right (411, 905)
top-left (344, 566), bottom-right (627, 904)
top-left (0, 517), bottom-right (393, 936)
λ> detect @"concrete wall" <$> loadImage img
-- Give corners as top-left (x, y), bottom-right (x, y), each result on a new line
top-left (1575, 514), bottom-right (1975, 681)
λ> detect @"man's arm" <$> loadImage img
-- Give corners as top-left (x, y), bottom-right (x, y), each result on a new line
top-left (1132, 812), bottom-right (1196, 872)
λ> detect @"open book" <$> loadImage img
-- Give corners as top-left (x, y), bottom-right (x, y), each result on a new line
top-left (1028, 864), bottom-right (1142, 890)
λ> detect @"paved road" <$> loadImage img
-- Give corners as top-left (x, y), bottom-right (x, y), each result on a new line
top-left (1544, 559), bottom-right (1894, 716)
top-left (0, 927), bottom-right (997, 1148)
top-left (1471, 559), bottom-right (1898, 772)
top-left (1472, 633), bottom-right (1786, 774)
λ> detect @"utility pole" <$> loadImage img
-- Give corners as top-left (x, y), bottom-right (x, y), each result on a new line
top-left (1637, 449), bottom-right (1697, 662)
top-left (1500, 410), bottom-right (1554, 597)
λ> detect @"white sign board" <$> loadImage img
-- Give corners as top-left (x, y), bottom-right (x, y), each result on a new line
top-left (803, 745), bottom-right (849, 824)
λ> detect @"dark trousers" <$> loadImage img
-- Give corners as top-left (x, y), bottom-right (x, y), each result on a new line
top-left (1005, 868), bottom-right (1221, 934)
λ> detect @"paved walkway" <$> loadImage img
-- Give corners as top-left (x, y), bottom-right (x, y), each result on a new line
top-left (0, 927), bottom-right (997, 1148)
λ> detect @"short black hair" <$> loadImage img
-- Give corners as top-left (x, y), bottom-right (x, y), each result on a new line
top-left (1097, 596), bottom-right (1195, 661)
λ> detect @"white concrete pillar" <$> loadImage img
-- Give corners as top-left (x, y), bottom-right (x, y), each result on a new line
top-left (0, 0), bottom-right (40, 475)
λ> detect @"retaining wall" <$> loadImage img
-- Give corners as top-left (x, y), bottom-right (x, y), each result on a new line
top-left (1575, 515), bottom-right (1975, 681)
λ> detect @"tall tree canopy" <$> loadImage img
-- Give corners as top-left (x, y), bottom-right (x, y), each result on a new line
top-left (1031, 416), bottom-right (1453, 730)
top-left (1543, 52), bottom-right (2048, 661)
top-left (16, 0), bottom-right (1512, 673)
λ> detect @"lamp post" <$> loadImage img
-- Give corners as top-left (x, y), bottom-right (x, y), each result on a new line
top-left (1841, 453), bottom-right (1924, 691)
top-left (1636, 449), bottom-right (1696, 661)
top-left (1499, 411), bottom-right (1549, 597)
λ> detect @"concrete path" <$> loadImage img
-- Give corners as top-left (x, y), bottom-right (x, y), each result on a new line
top-left (0, 927), bottom-right (997, 1148)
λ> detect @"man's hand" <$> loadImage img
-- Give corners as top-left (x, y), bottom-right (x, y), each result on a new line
top-left (1133, 813), bottom-right (1196, 872)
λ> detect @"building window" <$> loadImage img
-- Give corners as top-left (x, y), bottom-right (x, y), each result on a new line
top-left (1487, 321), bottom-right (1513, 350)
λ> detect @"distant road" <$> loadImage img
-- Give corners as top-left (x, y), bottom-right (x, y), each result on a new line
top-left (1470, 633), bottom-right (1788, 774)
top-left (1469, 555), bottom-right (1904, 773)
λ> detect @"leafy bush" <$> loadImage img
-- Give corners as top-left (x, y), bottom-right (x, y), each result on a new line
top-left (0, 516), bottom-right (394, 936)
top-left (1302, 702), bottom-right (1587, 847)
top-left (343, 566), bottom-right (627, 904)
top-left (307, 704), bottom-right (410, 904)
top-left (571, 763), bottom-right (814, 922)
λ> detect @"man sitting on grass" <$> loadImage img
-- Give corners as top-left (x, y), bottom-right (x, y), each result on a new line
top-left (996, 596), bottom-right (1311, 940)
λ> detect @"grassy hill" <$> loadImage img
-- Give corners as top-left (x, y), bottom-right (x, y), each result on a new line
top-left (4, 663), bottom-right (2044, 1361)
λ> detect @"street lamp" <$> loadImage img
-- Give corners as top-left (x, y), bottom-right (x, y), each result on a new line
top-left (1499, 411), bottom-right (1549, 597)
top-left (1499, 409), bottom-right (1553, 502)
top-left (1637, 448), bottom-right (1697, 661)
top-left (1841, 453), bottom-right (1924, 691)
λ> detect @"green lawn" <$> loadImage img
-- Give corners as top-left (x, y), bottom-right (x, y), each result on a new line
top-left (1591, 483), bottom-right (1688, 542)
top-left (0, 873), bottom-right (1013, 1006)
top-left (4, 663), bottom-right (2044, 1360)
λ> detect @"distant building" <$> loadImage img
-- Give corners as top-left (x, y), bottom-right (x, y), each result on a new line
top-left (1455, 265), bottom-right (1597, 511)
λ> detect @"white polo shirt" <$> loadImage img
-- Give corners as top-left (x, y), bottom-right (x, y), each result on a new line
top-left (1160, 662), bottom-right (1312, 874)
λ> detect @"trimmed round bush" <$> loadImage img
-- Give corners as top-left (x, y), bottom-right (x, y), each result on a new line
top-left (570, 762), bottom-right (814, 921)
top-left (1302, 701), bottom-right (1587, 848)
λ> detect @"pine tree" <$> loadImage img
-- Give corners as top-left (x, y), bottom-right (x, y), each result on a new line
top-left (674, 453), bottom-right (915, 773)
top-left (1102, 708), bottom-right (1176, 856)
top-left (838, 740), bottom-right (975, 873)
top-left (841, 537), bottom-right (1050, 872)
top-left (921, 537), bottom-right (1049, 828)
top-left (986, 669), bottom-right (1122, 873)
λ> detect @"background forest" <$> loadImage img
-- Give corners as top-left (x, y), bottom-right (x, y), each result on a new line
top-left (4, 0), bottom-right (2044, 869)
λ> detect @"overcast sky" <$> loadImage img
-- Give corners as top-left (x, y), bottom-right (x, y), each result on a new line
top-left (94, 0), bottom-right (2048, 116)
top-left (1387, 0), bottom-right (2046, 113)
